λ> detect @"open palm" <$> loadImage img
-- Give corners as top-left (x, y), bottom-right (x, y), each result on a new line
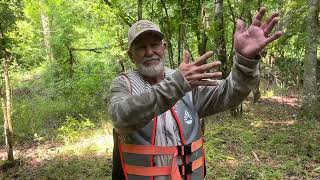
top-left (234, 7), bottom-right (283, 59)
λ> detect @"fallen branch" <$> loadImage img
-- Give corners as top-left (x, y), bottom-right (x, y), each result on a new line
top-left (251, 151), bottom-right (261, 162)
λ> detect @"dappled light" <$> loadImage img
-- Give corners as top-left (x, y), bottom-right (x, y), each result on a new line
top-left (204, 97), bottom-right (320, 179)
top-left (1, 0), bottom-right (319, 179)
top-left (60, 134), bottom-right (114, 156)
top-left (1, 124), bottom-right (113, 178)
top-left (264, 96), bottom-right (300, 107)
top-left (251, 120), bottom-right (296, 128)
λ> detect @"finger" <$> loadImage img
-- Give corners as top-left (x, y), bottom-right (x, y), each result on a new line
top-left (236, 19), bottom-right (246, 34)
top-left (261, 12), bottom-right (280, 29)
top-left (193, 51), bottom-right (214, 66)
top-left (196, 61), bottom-right (221, 72)
top-left (252, 7), bottom-right (267, 27)
top-left (265, 31), bottom-right (283, 45)
top-left (189, 72), bottom-right (223, 81)
top-left (183, 50), bottom-right (191, 64)
top-left (263, 17), bottom-right (279, 36)
top-left (193, 79), bottom-right (221, 86)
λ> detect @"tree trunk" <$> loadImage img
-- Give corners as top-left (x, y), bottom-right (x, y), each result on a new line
top-left (214, 0), bottom-right (228, 77)
top-left (1, 56), bottom-right (14, 162)
top-left (197, 2), bottom-right (208, 56)
top-left (252, 1), bottom-right (263, 103)
top-left (253, 80), bottom-right (261, 103)
top-left (137, 0), bottom-right (142, 20)
top-left (177, 24), bottom-right (182, 64)
top-left (178, 0), bottom-right (187, 64)
top-left (302, 0), bottom-right (319, 116)
top-left (226, 0), bottom-right (236, 64)
top-left (40, 1), bottom-right (54, 61)
top-left (160, 0), bottom-right (175, 68)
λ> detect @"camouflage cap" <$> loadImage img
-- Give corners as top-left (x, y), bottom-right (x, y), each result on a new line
top-left (128, 20), bottom-right (164, 48)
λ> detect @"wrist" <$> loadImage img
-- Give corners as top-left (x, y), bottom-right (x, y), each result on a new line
top-left (237, 51), bottom-right (260, 60)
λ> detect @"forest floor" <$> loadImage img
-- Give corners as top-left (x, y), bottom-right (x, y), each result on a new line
top-left (1, 96), bottom-right (319, 180)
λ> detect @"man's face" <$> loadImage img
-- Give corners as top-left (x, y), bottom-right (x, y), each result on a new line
top-left (128, 32), bottom-right (166, 77)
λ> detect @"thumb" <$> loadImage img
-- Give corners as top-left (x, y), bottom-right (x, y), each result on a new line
top-left (236, 19), bottom-right (246, 34)
top-left (183, 50), bottom-right (191, 64)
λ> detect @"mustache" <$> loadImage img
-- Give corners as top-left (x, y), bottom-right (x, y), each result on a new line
top-left (142, 56), bottom-right (161, 63)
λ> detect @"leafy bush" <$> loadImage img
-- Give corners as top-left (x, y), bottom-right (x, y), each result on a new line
top-left (58, 115), bottom-right (95, 143)
top-left (6, 55), bottom-right (116, 142)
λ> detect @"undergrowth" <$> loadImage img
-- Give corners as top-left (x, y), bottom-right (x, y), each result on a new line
top-left (204, 99), bottom-right (320, 179)
top-left (0, 62), bottom-right (319, 179)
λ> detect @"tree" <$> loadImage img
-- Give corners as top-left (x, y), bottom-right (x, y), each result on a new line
top-left (213, 0), bottom-right (228, 77)
top-left (0, 0), bottom-right (22, 163)
top-left (40, 0), bottom-right (54, 61)
top-left (137, 0), bottom-right (142, 20)
top-left (302, 0), bottom-right (319, 117)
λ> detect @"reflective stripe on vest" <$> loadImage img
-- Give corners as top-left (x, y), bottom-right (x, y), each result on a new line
top-left (118, 69), bottom-right (205, 180)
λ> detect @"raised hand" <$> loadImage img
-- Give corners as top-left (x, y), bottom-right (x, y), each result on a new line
top-left (178, 50), bottom-right (222, 88)
top-left (234, 7), bottom-right (283, 59)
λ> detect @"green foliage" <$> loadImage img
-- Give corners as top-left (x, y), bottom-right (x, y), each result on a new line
top-left (234, 163), bottom-right (259, 179)
top-left (204, 99), bottom-right (320, 179)
top-left (5, 55), bottom-right (115, 143)
top-left (0, 0), bottom-right (319, 178)
top-left (58, 115), bottom-right (95, 143)
top-left (0, 0), bottom-right (23, 57)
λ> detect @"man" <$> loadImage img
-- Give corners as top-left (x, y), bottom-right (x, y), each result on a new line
top-left (108, 7), bottom-right (282, 180)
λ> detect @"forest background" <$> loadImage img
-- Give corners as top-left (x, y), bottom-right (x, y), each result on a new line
top-left (0, 0), bottom-right (319, 179)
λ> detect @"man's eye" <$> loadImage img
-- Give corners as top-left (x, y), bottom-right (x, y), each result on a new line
top-left (136, 46), bottom-right (145, 50)
top-left (151, 43), bottom-right (160, 47)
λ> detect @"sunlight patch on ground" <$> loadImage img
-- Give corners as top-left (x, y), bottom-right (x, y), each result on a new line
top-left (264, 120), bottom-right (295, 125)
top-left (250, 120), bottom-right (296, 128)
top-left (224, 159), bottom-right (239, 169)
top-left (0, 130), bottom-right (114, 169)
top-left (250, 121), bottom-right (264, 128)
top-left (262, 96), bottom-right (300, 107)
top-left (59, 134), bottom-right (114, 156)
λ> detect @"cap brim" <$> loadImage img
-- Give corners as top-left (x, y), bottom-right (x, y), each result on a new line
top-left (129, 30), bottom-right (164, 48)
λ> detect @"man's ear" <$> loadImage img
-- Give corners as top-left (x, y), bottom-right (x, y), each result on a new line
top-left (162, 40), bottom-right (167, 49)
top-left (127, 49), bottom-right (134, 63)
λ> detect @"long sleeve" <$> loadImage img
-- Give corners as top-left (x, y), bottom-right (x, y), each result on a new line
top-left (193, 52), bottom-right (260, 118)
top-left (108, 70), bottom-right (191, 134)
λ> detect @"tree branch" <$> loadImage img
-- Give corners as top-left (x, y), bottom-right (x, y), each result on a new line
top-left (70, 47), bottom-right (108, 54)
top-left (103, 0), bottom-right (133, 27)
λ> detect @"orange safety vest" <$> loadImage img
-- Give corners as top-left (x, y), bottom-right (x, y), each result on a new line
top-left (114, 70), bottom-right (206, 180)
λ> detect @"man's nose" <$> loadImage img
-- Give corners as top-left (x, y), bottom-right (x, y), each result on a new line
top-left (145, 45), bottom-right (154, 56)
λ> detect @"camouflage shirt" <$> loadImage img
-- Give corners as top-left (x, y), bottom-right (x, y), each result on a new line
top-left (108, 52), bottom-right (260, 135)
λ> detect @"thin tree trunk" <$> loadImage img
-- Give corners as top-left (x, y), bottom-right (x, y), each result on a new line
top-left (40, 1), bottom-right (54, 61)
top-left (214, 0), bottom-right (228, 77)
top-left (137, 0), bottom-right (142, 20)
top-left (1, 56), bottom-right (14, 162)
top-left (178, 24), bottom-right (182, 64)
top-left (252, 2), bottom-right (264, 103)
top-left (198, 2), bottom-right (208, 56)
top-left (253, 78), bottom-right (261, 103)
top-left (226, 0), bottom-right (236, 63)
top-left (302, 0), bottom-right (319, 116)
top-left (178, 0), bottom-right (187, 64)
top-left (160, 0), bottom-right (175, 68)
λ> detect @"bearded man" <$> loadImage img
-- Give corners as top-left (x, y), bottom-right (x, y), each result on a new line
top-left (108, 7), bottom-right (282, 180)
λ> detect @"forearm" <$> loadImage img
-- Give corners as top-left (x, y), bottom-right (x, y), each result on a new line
top-left (194, 52), bottom-right (260, 117)
top-left (108, 70), bottom-right (191, 134)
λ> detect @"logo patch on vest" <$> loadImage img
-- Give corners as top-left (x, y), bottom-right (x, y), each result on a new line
top-left (184, 111), bottom-right (193, 125)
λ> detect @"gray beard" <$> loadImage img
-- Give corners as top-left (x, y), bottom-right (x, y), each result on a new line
top-left (136, 52), bottom-right (168, 77)
top-left (137, 59), bottom-right (165, 77)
